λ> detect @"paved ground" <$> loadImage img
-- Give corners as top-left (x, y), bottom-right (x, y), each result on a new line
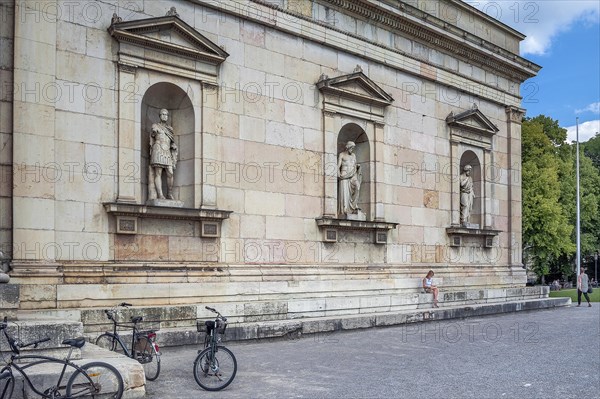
top-left (146, 305), bottom-right (599, 399)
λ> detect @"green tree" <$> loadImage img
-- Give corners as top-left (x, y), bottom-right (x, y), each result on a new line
top-left (521, 117), bottom-right (575, 281)
top-left (582, 132), bottom-right (600, 169)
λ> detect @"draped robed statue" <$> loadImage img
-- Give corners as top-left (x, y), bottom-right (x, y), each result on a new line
top-left (459, 164), bottom-right (475, 226)
top-left (337, 141), bottom-right (362, 218)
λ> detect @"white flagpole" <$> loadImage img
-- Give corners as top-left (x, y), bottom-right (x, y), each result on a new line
top-left (576, 117), bottom-right (581, 279)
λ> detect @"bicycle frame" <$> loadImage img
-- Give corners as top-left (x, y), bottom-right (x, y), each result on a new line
top-left (204, 325), bottom-right (219, 352)
top-left (1, 350), bottom-right (97, 398)
top-left (199, 310), bottom-right (227, 359)
top-left (101, 305), bottom-right (160, 360)
top-left (193, 306), bottom-right (237, 391)
top-left (99, 331), bottom-right (134, 358)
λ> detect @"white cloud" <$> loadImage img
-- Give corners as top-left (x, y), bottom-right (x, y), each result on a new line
top-left (565, 120), bottom-right (600, 142)
top-left (465, 1), bottom-right (600, 55)
top-left (576, 102), bottom-right (600, 114)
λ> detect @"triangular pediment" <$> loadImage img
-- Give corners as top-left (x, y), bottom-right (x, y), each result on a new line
top-left (446, 105), bottom-right (499, 135)
top-left (108, 15), bottom-right (229, 65)
top-left (317, 70), bottom-right (394, 106)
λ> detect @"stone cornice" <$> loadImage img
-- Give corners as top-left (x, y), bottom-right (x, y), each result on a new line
top-left (446, 105), bottom-right (499, 135)
top-left (104, 203), bottom-right (232, 221)
top-left (191, 0), bottom-right (523, 107)
top-left (316, 218), bottom-right (397, 230)
top-left (323, 0), bottom-right (539, 81)
top-left (446, 226), bottom-right (501, 236)
top-left (108, 15), bottom-right (229, 65)
top-left (445, 0), bottom-right (525, 39)
top-left (316, 70), bottom-right (394, 107)
top-left (250, 0), bottom-right (539, 82)
top-left (505, 106), bottom-right (526, 124)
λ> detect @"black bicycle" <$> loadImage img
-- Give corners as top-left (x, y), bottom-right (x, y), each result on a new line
top-left (193, 306), bottom-right (237, 391)
top-left (0, 317), bottom-right (123, 398)
top-left (95, 303), bottom-right (161, 381)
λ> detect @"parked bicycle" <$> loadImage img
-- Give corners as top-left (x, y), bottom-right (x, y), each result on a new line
top-left (95, 303), bottom-right (161, 381)
top-left (193, 306), bottom-right (237, 391)
top-left (0, 317), bottom-right (123, 398)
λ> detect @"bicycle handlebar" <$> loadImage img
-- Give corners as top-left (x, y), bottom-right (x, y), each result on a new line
top-left (20, 337), bottom-right (51, 349)
top-left (0, 318), bottom-right (51, 354)
top-left (103, 303), bottom-right (133, 321)
top-left (205, 306), bottom-right (227, 321)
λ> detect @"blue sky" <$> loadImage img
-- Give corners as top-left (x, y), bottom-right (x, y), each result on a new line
top-left (465, 1), bottom-right (600, 142)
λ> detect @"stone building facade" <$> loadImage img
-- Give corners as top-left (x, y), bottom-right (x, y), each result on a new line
top-left (1, 0), bottom-right (543, 331)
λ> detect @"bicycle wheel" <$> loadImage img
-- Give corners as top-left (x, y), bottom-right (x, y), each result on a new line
top-left (134, 336), bottom-right (160, 381)
top-left (193, 346), bottom-right (237, 391)
top-left (66, 361), bottom-right (124, 399)
top-left (95, 334), bottom-right (125, 355)
top-left (0, 368), bottom-right (14, 399)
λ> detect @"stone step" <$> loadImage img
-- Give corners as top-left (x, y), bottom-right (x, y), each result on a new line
top-left (105, 296), bottom-right (570, 348)
top-left (76, 286), bottom-right (554, 335)
top-left (1, 317), bottom-right (84, 359)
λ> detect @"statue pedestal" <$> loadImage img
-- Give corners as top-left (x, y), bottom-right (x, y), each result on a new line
top-left (462, 223), bottom-right (480, 229)
top-left (146, 199), bottom-right (184, 208)
top-left (346, 210), bottom-right (366, 221)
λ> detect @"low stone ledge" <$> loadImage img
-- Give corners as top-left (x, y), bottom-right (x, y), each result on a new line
top-left (0, 284), bottom-right (19, 308)
top-left (134, 297), bottom-right (570, 347)
top-left (1, 318), bottom-right (84, 359)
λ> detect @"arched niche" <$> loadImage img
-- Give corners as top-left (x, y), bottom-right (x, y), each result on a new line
top-left (315, 69), bottom-right (397, 243)
top-left (337, 123), bottom-right (371, 218)
top-left (141, 82), bottom-right (195, 206)
top-left (459, 150), bottom-right (482, 227)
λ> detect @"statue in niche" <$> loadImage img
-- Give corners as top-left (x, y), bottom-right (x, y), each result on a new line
top-left (459, 164), bottom-right (475, 226)
top-left (149, 108), bottom-right (178, 200)
top-left (338, 141), bottom-right (363, 219)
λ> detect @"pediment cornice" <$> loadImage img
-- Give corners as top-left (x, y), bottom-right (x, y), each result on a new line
top-left (108, 15), bottom-right (229, 65)
top-left (317, 68), bottom-right (394, 107)
top-left (447, 104), bottom-right (499, 136)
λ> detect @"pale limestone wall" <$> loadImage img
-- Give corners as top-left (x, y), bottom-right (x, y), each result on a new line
top-left (6, 0), bottom-right (533, 313)
top-left (0, 0), bottom-right (14, 258)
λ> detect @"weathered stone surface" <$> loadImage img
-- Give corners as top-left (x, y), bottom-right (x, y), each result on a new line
top-left (0, 284), bottom-right (18, 308)
top-left (5, 0), bottom-right (537, 331)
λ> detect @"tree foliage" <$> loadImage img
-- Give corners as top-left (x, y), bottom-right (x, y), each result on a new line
top-left (522, 115), bottom-right (600, 282)
top-left (522, 117), bottom-right (575, 279)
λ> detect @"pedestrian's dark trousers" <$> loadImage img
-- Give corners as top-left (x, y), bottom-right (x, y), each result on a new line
top-left (577, 289), bottom-right (590, 305)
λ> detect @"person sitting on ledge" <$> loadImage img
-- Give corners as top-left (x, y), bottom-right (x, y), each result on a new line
top-left (423, 270), bottom-right (439, 308)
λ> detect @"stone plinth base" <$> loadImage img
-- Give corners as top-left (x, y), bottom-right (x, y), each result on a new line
top-left (346, 211), bottom-right (366, 221)
top-left (462, 223), bottom-right (480, 229)
top-left (146, 198), bottom-right (184, 207)
top-left (0, 284), bottom-right (19, 317)
top-left (82, 295), bottom-right (569, 347)
top-left (4, 317), bottom-right (84, 359)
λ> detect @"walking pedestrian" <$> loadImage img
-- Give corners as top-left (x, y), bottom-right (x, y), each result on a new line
top-left (577, 268), bottom-right (592, 307)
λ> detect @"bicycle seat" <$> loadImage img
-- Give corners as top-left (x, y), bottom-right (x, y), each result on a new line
top-left (62, 337), bottom-right (86, 348)
top-left (131, 316), bottom-right (143, 324)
